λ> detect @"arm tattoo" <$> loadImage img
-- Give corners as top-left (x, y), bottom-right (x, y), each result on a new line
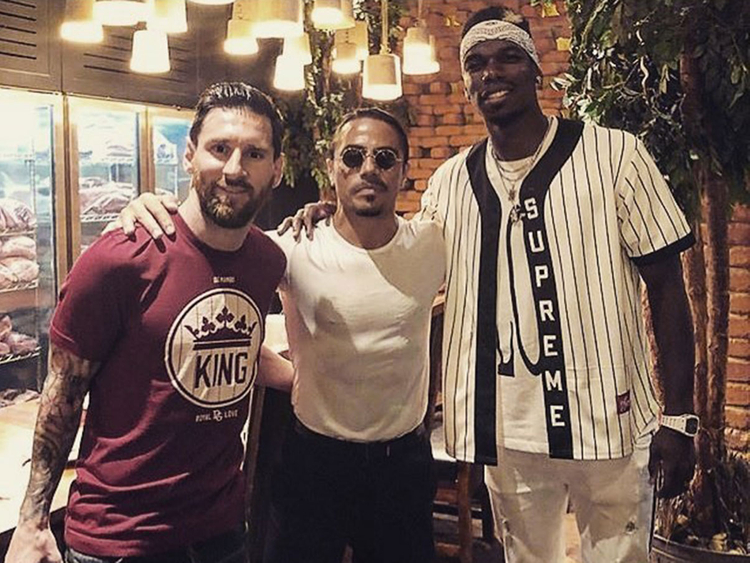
top-left (19, 344), bottom-right (100, 526)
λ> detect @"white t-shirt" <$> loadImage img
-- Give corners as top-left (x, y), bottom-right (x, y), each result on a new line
top-left (269, 218), bottom-right (445, 442)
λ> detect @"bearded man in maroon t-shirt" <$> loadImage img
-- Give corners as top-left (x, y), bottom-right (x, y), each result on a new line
top-left (6, 82), bottom-right (293, 563)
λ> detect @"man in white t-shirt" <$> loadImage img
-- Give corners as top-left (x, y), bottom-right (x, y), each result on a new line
top-left (117, 108), bottom-right (445, 563)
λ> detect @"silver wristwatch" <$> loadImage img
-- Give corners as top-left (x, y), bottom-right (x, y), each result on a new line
top-left (659, 413), bottom-right (700, 437)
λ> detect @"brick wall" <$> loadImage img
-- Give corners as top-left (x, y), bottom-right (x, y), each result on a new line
top-left (728, 206), bottom-right (750, 454)
top-left (397, 0), bottom-right (750, 456)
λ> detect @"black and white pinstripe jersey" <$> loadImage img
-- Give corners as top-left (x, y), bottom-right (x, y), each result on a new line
top-left (418, 118), bottom-right (694, 463)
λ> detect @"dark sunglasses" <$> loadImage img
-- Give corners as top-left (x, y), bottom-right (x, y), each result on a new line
top-left (339, 146), bottom-right (402, 171)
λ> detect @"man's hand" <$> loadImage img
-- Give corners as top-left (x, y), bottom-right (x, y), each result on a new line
top-left (118, 193), bottom-right (180, 240)
top-left (276, 201), bottom-right (337, 241)
top-left (648, 427), bottom-right (696, 498)
top-left (5, 520), bottom-right (63, 563)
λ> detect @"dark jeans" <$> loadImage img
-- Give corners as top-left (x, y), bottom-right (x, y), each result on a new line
top-left (263, 419), bottom-right (437, 563)
top-left (65, 526), bottom-right (249, 563)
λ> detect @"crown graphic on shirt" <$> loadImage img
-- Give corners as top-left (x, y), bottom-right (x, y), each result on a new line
top-left (184, 306), bottom-right (257, 351)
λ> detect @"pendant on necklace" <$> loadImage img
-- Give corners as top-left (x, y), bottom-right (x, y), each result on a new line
top-left (509, 203), bottom-right (524, 225)
top-left (507, 187), bottom-right (516, 201)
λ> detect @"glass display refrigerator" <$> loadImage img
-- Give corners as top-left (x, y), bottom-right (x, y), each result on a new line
top-left (68, 99), bottom-right (194, 259)
top-left (0, 94), bottom-right (193, 397)
top-left (0, 89), bottom-right (65, 397)
top-left (149, 108), bottom-right (193, 202)
top-left (68, 98), bottom-right (144, 258)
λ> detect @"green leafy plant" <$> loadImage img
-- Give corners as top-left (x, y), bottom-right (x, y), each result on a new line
top-left (560, 0), bottom-right (749, 553)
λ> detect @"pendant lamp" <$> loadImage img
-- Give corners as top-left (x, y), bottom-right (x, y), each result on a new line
top-left (61, 0), bottom-right (104, 43)
top-left (253, 0), bottom-right (303, 39)
top-left (131, 28), bottom-right (171, 73)
top-left (332, 42), bottom-right (360, 74)
top-left (335, 20), bottom-right (368, 61)
top-left (362, 0), bottom-right (402, 100)
top-left (273, 54), bottom-right (306, 91)
top-left (188, 0), bottom-right (234, 5)
top-left (223, 0), bottom-right (258, 55)
top-left (403, 25), bottom-right (439, 75)
top-left (315, 0), bottom-right (354, 30)
top-left (224, 18), bottom-right (258, 55)
top-left (148, 0), bottom-right (187, 34)
top-left (283, 33), bottom-right (312, 66)
top-left (311, 0), bottom-right (343, 28)
top-left (93, 0), bottom-right (150, 26)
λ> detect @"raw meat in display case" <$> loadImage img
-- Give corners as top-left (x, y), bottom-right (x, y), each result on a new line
top-left (0, 90), bottom-right (59, 397)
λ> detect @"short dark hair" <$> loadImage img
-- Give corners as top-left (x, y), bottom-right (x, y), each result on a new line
top-left (190, 82), bottom-right (283, 158)
top-left (461, 6), bottom-right (532, 39)
top-left (331, 107), bottom-right (409, 164)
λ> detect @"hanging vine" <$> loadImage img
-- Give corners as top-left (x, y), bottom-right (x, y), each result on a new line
top-left (274, 0), bottom-right (408, 193)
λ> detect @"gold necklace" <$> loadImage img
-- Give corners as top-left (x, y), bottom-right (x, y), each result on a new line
top-left (491, 117), bottom-right (552, 223)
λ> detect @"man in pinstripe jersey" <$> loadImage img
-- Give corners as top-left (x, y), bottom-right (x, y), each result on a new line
top-left (412, 5), bottom-right (698, 562)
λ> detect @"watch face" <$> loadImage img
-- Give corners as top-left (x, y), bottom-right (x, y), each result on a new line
top-left (685, 417), bottom-right (699, 435)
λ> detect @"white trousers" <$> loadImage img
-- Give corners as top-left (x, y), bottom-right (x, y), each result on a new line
top-left (484, 431), bottom-right (654, 563)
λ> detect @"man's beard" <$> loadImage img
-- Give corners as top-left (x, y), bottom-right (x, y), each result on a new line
top-left (354, 205), bottom-right (383, 217)
top-left (194, 173), bottom-right (271, 229)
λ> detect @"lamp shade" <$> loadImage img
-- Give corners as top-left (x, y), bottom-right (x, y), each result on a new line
top-left (254, 0), bottom-right (303, 38)
top-left (403, 27), bottom-right (440, 75)
top-left (332, 42), bottom-right (359, 74)
top-left (131, 28), bottom-right (171, 73)
top-left (148, 0), bottom-right (187, 34)
top-left (335, 20), bottom-right (368, 61)
top-left (61, 0), bottom-right (104, 43)
top-left (311, 0), bottom-right (344, 28)
top-left (283, 33), bottom-right (312, 65)
top-left (273, 54), bottom-right (305, 91)
top-left (315, 0), bottom-right (354, 30)
top-left (224, 18), bottom-right (258, 55)
top-left (188, 0), bottom-right (234, 5)
top-left (362, 53), bottom-right (402, 101)
top-left (352, 20), bottom-right (369, 60)
top-left (94, 0), bottom-right (149, 26)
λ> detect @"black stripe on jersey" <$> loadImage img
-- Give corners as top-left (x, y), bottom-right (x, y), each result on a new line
top-left (465, 139), bottom-right (501, 464)
top-left (548, 174), bottom-right (585, 456)
top-left (630, 233), bottom-right (696, 266)
top-left (591, 128), bottom-right (626, 456)
top-left (513, 119), bottom-right (583, 459)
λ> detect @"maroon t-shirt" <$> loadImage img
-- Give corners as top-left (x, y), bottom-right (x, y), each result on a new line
top-left (50, 213), bottom-right (285, 556)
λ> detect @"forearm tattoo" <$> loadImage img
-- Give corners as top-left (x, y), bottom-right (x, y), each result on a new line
top-left (19, 345), bottom-right (99, 525)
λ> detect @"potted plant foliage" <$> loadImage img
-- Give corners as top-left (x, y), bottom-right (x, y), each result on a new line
top-left (559, 0), bottom-right (749, 559)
